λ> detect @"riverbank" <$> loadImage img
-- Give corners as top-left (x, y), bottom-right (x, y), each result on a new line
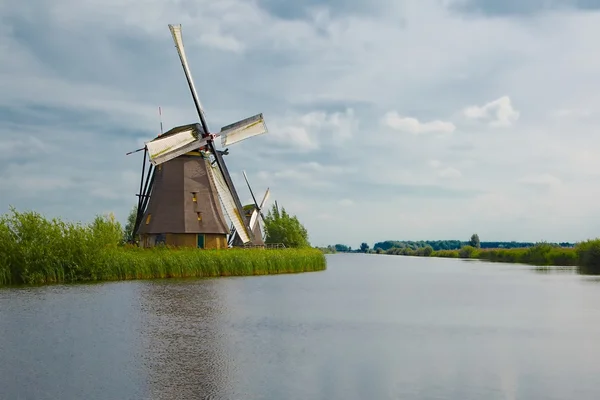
top-left (0, 209), bottom-right (326, 286)
top-left (386, 241), bottom-right (600, 272)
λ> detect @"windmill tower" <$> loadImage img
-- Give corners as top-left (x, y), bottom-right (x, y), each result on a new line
top-left (229, 171), bottom-right (270, 247)
top-left (130, 24), bottom-right (268, 249)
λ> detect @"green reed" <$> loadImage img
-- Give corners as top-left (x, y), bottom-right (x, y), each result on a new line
top-left (0, 208), bottom-right (326, 286)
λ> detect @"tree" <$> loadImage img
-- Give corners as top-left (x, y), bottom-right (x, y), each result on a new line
top-left (334, 244), bottom-right (350, 252)
top-left (123, 204), bottom-right (138, 244)
top-left (469, 233), bottom-right (481, 248)
top-left (263, 203), bottom-right (310, 248)
top-left (422, 245), bottom-right (434, 256)
top-left (360, 242), bottom-right (369, 253)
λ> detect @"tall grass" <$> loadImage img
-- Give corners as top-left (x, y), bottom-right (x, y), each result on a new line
top-left (0, 208), bottom-right (326, 286)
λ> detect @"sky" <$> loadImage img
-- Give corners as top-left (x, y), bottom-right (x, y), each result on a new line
top-left (1, 0), bottom-right (600, 248)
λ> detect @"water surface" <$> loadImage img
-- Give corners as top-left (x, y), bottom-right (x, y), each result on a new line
top-left (1, 254), bottom-right (599, 399)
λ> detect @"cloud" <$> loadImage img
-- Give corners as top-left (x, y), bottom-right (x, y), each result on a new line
top-left (447, 0), bottom-right (600, 17)
top-left (266, 108), bottom-right (359, 151)
top-left (438, 167), bottom-right (463, 179)
top-left (463, 96), bottom-right (520, 127)
top-left (428, 160), bottom-right (442, 168)
top-left (518, 173), bottom-right (562, 187)
top-left (2, 0), bottom-right (600, 248)
top-left (429, 159), bottom-right (462, 179)
top-left (552, 108), bottom-right (592, 118)
top-left (382, 112), bottom-right (456, 135)
top-left (199, 32), bottom-right (245, 53)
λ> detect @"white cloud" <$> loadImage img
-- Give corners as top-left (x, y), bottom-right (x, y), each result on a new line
top-left (438, 167), bottom-right (462, 179)
top-left (428, 159), bottom-right (462, 179)
top-left (382, 112), bottom-right (456, 134)
top-left (267, 108), bottom-right (359, 151)
top-left (552, 108), bottom-right (592, 118)
top-left (518, 173), bottom-right (562, 187)
top-left (199, 32), bottom-right (245, 53)
top-left (428, 159), bottom-right (442, 168)
top-left (463, 96), bottom-right (520, 127)
top-left (339, 199), bottom-right (354, 206)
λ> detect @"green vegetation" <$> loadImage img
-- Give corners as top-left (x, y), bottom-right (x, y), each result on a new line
top-left (325, 233), bottom-right (599, 271)
top-left (350, 233), bottom-right (600, 272)
top-left (123, 204), bottom-right (138, 243)
top-left (368, 239), bottom-right (575, 252)
top-left (0, 208), bottom-right (326, 287)
top-left (263, 203), bottom-right (310, 248)
top-left (315, 245), bottom-right (337, 254)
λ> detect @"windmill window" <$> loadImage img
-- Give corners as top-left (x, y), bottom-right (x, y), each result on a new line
top-left (192, 193), bottom-right (197, 202)
top-left (197, 212), bottom-right (202, 221)
top-left (146, 214), bottom-right (152, 224)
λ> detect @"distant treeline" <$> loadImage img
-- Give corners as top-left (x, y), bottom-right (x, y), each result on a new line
top-left (321, 238), bottom-right (600, 272)
top-left (326, 240), bottom-right (575, 254)
top-left (372, 240), bottom-right (574, 251)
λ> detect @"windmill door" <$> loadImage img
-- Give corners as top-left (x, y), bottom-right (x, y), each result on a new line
top-left (197, 234), bottom-right (205, 249)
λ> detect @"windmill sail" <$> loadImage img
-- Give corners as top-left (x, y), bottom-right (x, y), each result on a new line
top-left (248, 208), bottom-right (259, 232)
top-left (206, 159), bottom-right (252, 244)
top-left (169, 24), bottom-right (208, 126)
top-left (145, 124), bottom-right (204, 166)
top-left (258, 187), bottom-right (270, 219)
top-left (221, 114), bottom-right (268, 147)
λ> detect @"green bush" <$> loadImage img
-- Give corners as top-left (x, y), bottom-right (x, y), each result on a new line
top-left (458, 246), bottom-right (478, 259)
top-left (576, 239), bottom-right (600, 273)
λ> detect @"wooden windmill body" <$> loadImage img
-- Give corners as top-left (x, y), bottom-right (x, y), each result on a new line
top-left (130, 25), bottom-right (268, 249)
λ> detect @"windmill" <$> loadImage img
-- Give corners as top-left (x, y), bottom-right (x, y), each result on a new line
top-left (130, 24), bottom-right (268, 249)
top-left (229, 171), bottom-right (270, 247)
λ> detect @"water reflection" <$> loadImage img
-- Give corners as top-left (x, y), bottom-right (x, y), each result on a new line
top-left (529, 265), bottom-right (600, 277)
top-left (578, 265), bottom-right (600, 276)
top-left (531, 266), bottom-right (577, 275)
top-left (138, 278), bottom-right (234, 400)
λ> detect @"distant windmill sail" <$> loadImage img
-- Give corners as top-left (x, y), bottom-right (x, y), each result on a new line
top-left (206, 159), bottom-right (252, 243)
top-left (229, 170), bottom-right (271, 247)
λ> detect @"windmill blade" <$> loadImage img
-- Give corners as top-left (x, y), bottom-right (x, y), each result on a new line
top-left (169, 24), bottom-right (208, 129)
top-left (206, 158), bottom-right (252, 244)
top-left (221, 114), bottom-right (268, 147)
top-left (228, 222), bottom-right (237, 247)
top-left (260, 218), bottom-right (267, 242)
top-left (242, 170), bottom-right (260, 209)
top-left (145, 123), bottom-right (204, 166)
top-left (211, 148), bottom-right (255, 243)
top-left (249, 208), bottom-right (259, 231)
top-left (259, 189), bottom-right (270, 223)
top-left (259, 188), bottom-right (270, 210)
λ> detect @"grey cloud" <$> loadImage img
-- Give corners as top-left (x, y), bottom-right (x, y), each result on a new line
top-left (256, 0), bottom-right (391, 19)
top-left (448, 0), bottom-right (600, 16)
